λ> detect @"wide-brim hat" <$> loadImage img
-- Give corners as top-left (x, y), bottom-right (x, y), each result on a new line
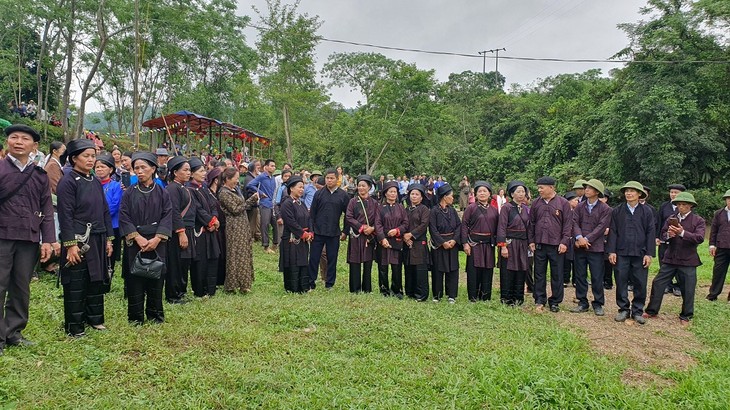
top-left (273, 169), bottom-right (282, 176)
top-left (95, 153), bottom-right (115, 170)
top-left (407, 183), bottom-right (426, 197)
top-left (583, 178), bottom-right (605, 198)
top-left (286, 176), bottom-right (304, 193)
top-left (620, 181), bottom-right (647, 199)
top-left (131, 152), bottom-right (158, 169)
top-left (167, 156), bottom-right (188, 176)
top-left (357, 174), bottom-right (375, 187)
top-left (506, 180), bottom-right (526, 196)
top-left (382, 181), bottom-right (399, 194)
top-left (672, 192), bottom-right (697, 206)
top-left (572, 179), bottom-right (588, 190)
top-left (62, 139), bottom-right (96, 165)
top-left (310, 170), bottom-right (323, 177)
top-left (436, 183), bottom-right (453, 199)
top-left (723, 189), bottom-right (730, 199)
top-left (188, 157), bottom-right (204, 171)
top-left (4, 124), bottom-right (40, 142)
top-left (473, 180), bottom-right (493, 196)
top-left (667, 184), bottom-right (686, 192)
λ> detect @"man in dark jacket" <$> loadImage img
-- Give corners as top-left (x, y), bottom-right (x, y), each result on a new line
top-left (0, 125), bottom-right (59, 354)
top-left (707, 189), bottom-right (730, 301)
top-left (607, 181), bottom-right (656, 324)
top-left (645, 192), bottom-right (705, 324)
top-left (571, 179), bottom-right (612, 316)
top-left (656, 184), bottom-right (686, 296)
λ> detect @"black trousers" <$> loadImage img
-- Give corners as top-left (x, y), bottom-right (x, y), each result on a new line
top-left (166, 237), bottom-right (191, 301)
top-left (0, 240), bottom-right (38, 347)
top-left (190, 258), bottom-right (219, 297)
top-left (502, 269), bottom-right (526, 305)
top-left (615, 255), bottom-right (648, 317)
top-left (283, 266), bottom-right (310, 293)
top-left (573, 250), bottom-right (605, 308)
top-left (533, 245), bottom-right (564, 306)
top-left (432, 269), bottom-right (458, 300)
top-left (646, 263), bottom-right (697, 320)
top-left (658, 243), bottom-right (679, 290)
top-left (378, 263), bottom-right (403, 296)
top-left (466, 256), bottom-right (493, 301)
top-left (563, 258), bottom-right (574, 285)
top-left (63, 263), bottom-right (105, 336)
top-left (308, 234), bottom-right (340, 289)
top-left (525, 256), bottom-right (535, 292)
top-left (127, 274), bottom-right (164, 324)
top-left (404, 264), bottom-right (429, 301)
top-left (349, 261), bottom-right (373, 293)
top-left (708, 247), bottom-right (730, 300)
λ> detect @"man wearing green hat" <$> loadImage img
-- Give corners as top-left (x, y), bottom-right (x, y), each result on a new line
top-left (607, 181), bottom-right (656, 324)
top-left (571, 179), bottom-right (612, 316)
top-left (657, 184), bottom-right (686, 296)
top-left (645, 192), bottom-right (705, 324)
top-left (706, 190), bottom-right (730, 301)
top-left (572, 179), bottom-right (588, 202)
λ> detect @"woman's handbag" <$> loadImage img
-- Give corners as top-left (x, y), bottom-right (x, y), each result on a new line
top-left (131, 251), bottom-right (164, 280)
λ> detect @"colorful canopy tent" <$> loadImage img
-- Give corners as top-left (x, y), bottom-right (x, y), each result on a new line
top-left (141, 110), bottom-right (270, 157)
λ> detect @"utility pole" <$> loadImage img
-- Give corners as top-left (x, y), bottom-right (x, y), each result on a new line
top-left (478, 47), bottom-right (506, 88)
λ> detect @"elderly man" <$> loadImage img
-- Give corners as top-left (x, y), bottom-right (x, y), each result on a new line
top-left (0, 125), bottom-right (59, 353)
top-left (607, 181), bottom-right (656, 324)
top-left (645, 192), bottom-right (704, 325)
top-left (528, 176), bottom-right (572, 313)
top-left (656, 184), bottom-right (686, 296)
top-left (707, 190), bottom-right (730, 301)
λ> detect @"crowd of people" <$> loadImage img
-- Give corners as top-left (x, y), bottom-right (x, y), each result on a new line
top-left (1, 123), bottom-right (729, 356)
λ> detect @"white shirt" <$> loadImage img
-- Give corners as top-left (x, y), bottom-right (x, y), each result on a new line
top-left (626, 202), bottom-right (638, 215)
top-left (7, 153), bottom-right (31, 172)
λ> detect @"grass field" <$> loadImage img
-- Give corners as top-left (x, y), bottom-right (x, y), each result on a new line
top-left (2, 242), bottom-right (730, 409)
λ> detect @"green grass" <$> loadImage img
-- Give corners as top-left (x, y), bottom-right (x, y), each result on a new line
top-left (2, 243), bottom-right (729, 409)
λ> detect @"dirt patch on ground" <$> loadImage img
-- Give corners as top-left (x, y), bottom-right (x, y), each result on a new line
top-left (621, 368), bottom-right (676, 389)
top-left (547, 285), bottom-right (706, 375)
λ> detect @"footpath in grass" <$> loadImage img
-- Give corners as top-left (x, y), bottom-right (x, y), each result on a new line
top-left (1, 244), bottom-right (729, 408)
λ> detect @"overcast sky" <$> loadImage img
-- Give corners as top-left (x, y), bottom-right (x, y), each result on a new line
top-left (239, 0), bottom-right (648, 107)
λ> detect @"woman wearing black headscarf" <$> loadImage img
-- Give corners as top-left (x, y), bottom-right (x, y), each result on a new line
top-left (279, 176), bottom-right (313, 293)
top-left (376, 181), bottom-right (408, 298)
top-left (57, 139), bottom-right (114, 336)
top-left (187, 157), bottom-right (220, 297)
top-left (119, 152), bottom-right (172, 324)
top-left (164, 156), bottom-right (195, 303)
top-left (496, 180), bottom-right (531, 306)
top-left (403, 184), bottom-right (430, 301)
top-left (462, 181), bottom-right (499, 302)
top-left (345, 175), bottom-right (381, 293)
top-left (429, 183), bottom-right (462, 303)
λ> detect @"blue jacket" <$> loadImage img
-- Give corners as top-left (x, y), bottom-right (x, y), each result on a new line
top-left (303, 183), bottom-right (317, 209)
top-left (246, 172), bottom-right (275, 209)
top-left (101, 179), bottom-right (123, 229)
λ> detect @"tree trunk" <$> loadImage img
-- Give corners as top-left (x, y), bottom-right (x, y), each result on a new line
top-left (282, 103), bottom-right (293, 163)
top-left (61, 0), bottom-right (76, 142)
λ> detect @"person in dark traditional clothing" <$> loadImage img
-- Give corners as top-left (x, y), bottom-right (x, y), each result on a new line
top-left (430, 183), bottom-right (462, 303)
top-left (656, 184), bottom-right (686, 297)
top-left (206, 167), bottom-right (227, 287)
top-left (403, 184), bottom-right (430, 301)
top-left (94, 153), bottom-right (123, 291)
top-left (219, 167), bottom-right (258, 293)
top-left (645, 192), bottom-right (704, 325)
top-left (308, 169), bottom-right (350, 290)
top-left (607, 181), bottom-right (655, 324)
top-left (528, 176), bottom-right (572, 313)
top-left (462, 181), bottom-right (499, 302)
top-left (707, 189), bottom-right (730, 302)
top-left (187, 157), bottom-right (220, 297)
top-left (570, 179), bottom-right (612, 316)
top-left (562, 191), bottom-right (579, 288)
top-left (497, 181), bottom-right (531, 306)
top-left (346, 175), bottom-right (381, 293)
top-left (279, 176), bottom-right (313, 293)
top-left (57, 139), bottom-right (114, 336)
top-left (0, 125), bottom-right (58, 353)
top-left (164, 156), bottom-right (195, 303)
top-left (376, 181), bottom-right (408, 298)
top-left (119, 152), bottom-right (172, 324)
